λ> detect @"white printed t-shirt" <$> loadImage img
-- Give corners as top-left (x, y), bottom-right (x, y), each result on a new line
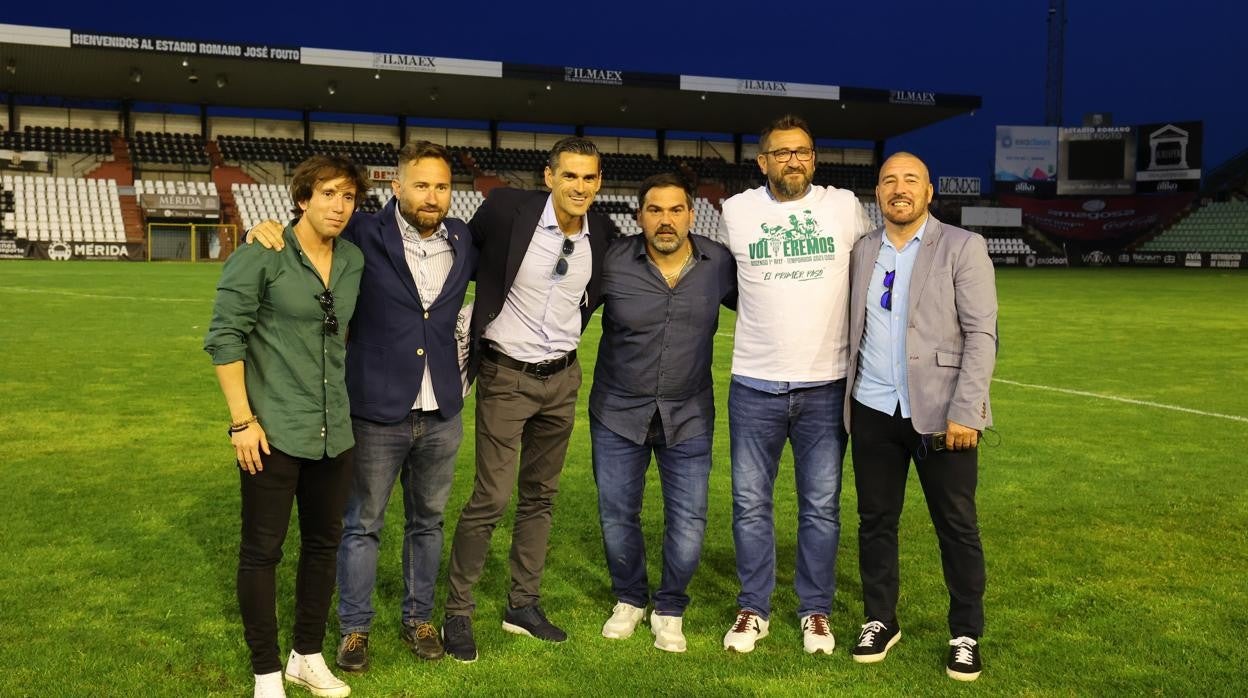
top-left (718, 184), bottom-right (872, 382)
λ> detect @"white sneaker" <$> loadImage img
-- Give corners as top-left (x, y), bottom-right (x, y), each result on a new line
top-left (801, 613), bottom-right (836, 654)
top-left (602, 602), bottom-right (646, 639)
top-left (254, 671), bottom-right (286, 698)
top-left (723, 609), bottom-right (769, 653)
top-left (650, 611), bottom-right (687, 653)
top-left (284, 651), bottom-right (351, 697)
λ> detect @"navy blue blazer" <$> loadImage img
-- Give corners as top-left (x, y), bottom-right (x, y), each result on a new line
top-left (467, 187), bottom-right (617, 379)
top-left (343, 198), bottom-right (477, 423)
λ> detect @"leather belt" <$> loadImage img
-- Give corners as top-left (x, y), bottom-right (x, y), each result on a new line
top-left (482, 345), bottom-right (577, 379)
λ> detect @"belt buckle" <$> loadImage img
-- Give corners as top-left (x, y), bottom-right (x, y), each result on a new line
top-left (530, 359), bottom-right (556, 379)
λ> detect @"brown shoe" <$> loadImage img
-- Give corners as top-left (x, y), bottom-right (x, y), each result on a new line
top-left (401, 620), bottom-right (446, 660)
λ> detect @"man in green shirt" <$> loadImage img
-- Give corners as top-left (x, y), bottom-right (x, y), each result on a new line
top-left (204, 154), bottom-right (367, 698)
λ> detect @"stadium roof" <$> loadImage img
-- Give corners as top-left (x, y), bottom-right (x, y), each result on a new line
top-left (0, 23), bottom-right (980, 142)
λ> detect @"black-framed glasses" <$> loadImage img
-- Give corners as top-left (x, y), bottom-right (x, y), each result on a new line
top-left (552, 238), bottom-right (575, 278)
top-left (316, 289), bottom-right (339, 336)
top-left (763, 147), bottom-right (815, 163)
top-left (880, 270), bottom-right (896, 311)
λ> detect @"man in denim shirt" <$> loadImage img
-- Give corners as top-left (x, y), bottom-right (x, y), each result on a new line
top-left (592, 173), bottom-right (736, 653)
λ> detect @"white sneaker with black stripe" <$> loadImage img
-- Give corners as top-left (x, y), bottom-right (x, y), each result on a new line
top-left (800, 613), bottom-right (835, 654)
top-left (723, 609), bottom-right (769, 653)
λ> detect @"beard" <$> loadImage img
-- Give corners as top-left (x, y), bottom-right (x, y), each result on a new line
top-left (769, 165), bottom-right (812, 199)
top-left (881, 197), bottom-right (926, 226)
top-left (648, 226), bottom-right (685, 254)
top-left (400, 203), bottom-right (447, 234)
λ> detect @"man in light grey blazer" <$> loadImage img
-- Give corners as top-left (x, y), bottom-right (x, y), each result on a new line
top-left (842, 152), bottom-right (997, 682)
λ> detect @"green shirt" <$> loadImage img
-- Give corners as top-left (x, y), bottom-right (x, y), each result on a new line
top-left (204, 226), bottom-right (364, 459)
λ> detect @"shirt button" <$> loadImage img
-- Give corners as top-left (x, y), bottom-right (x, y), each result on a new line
top-left (417, 348), bottom-right (425, 356)
top-left (423, 311), bottom-right (430, 319)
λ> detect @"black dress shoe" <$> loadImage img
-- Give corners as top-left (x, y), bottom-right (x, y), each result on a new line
top-left (401, 620), bottom-right (446, 660)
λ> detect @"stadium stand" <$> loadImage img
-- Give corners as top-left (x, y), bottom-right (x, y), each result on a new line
top-left (1, 175), bottom-right (125, 242)
top-left (134, 179), bottom-right (218, 197)
top-left (1138, 200), bottom-right (1248, 252)
top-left (0, 125), bottom-right (114, 155)
top-left (130, 131), bottom-right (209, 166)
top-left (985, 235), bottom-right (1037, 255)
top-left (217, 136), bottom-right (400, 168)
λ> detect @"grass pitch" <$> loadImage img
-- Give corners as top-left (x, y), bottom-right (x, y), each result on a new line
top-left (0, 262), bottom-right (1245, 696)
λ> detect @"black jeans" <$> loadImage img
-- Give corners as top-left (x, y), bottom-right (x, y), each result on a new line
top-left (850, 400), bottom-right (985, 638)
top-left (237, 446), bottom-right (353, 674)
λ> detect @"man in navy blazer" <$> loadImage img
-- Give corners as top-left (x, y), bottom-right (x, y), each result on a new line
top-left (332, 142), bottom-right (478, 672)
top-left (442, 137), bottom-right (616, 662)
top-left (244, 141), bottom-right (477, 672)
top-left (843, 152), bottom-right (996, 681)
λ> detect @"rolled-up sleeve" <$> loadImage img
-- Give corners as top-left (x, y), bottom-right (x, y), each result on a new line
top-left (203, 246), bottom-right (267, 365)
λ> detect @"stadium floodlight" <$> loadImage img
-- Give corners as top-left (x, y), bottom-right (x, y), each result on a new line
top-left (428, 88), bottom-right (438, 102)
top-left (4, 59), bottom-right (15, 75)
top-left (129, 68), bottom-right (142, 84)
top-left (327, 82), bottom-right (337, 95)
top-left (373, 70), bottom-right (381, 80)
top-left (619, 100), bottom-right (628, 113)
top-left (181, 57), bottom-right (190, 68)
top-left (545, 83), bottom-right (552, 91)
top-left (216, 74), bottom-right (228, 88)
top-left (188, 70), bottom-right (199, 84)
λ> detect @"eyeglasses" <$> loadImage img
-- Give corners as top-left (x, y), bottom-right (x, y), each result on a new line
top-left (763, 147), bottom-right (815, 163)
top-left (552, 238), bottom-right (575, 278)
top-left (881, 270), bottom-right (895, 311)
top-left (316, 289), bottom-right (339, 336)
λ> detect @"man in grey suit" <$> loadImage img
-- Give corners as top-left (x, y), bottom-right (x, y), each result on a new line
top-left (843, 152), bottom-right (997, 681)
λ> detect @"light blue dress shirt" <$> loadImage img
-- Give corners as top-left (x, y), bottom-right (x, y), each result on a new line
top-left (482, 195), bottom-right (591, 362)
top-left (853, 216), bottom-right (928, 418)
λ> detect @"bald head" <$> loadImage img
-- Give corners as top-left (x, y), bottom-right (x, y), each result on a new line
top-left (876, 151), bottom-right (934, 230)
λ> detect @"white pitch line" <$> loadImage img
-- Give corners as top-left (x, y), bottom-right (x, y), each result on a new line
top-left (993, 378), bottom-right (1248, 423)
top-left (0, 286), bottom-right (202, 303)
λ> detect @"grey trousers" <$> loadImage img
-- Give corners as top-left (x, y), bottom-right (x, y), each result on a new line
top-left (445, 355), bottom-right (581, 615)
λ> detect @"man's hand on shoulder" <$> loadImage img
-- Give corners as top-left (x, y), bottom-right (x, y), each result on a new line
top-left (246, 220), bottom-right (285, 250)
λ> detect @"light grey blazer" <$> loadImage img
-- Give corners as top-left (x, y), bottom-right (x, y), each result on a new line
top-left (843, 216), bottom-right (998, 434)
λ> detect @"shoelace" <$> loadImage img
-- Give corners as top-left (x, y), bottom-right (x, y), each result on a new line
top-left (949, 636), bottom-right (977, 665)
top-left (731, 611), bottom-right (758, 633)
top-left (415, 623), bottom-right (438, 640)
top-left (858, 620), bottom-right (887, 647)
top-left (342, 633), bottom-right (366, 652)
top-left (804, 614), bottom-right (830, 636)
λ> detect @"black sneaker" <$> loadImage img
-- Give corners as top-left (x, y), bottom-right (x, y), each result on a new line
top-left (401, 619), bottom-right (446, 660)
top-left (851, 619), bottom-right (901, 664)
top-left (334, 631), bottom-right (370, 672)
top-left (502, 604), bottom-right (567, 643)
top-left (946, 636), bottom-right (982, 681)
top-left (442, 615), bottom-right (477, 663)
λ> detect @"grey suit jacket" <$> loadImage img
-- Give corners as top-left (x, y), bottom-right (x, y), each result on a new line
top-left (843, 216), bottom-right (997, 434)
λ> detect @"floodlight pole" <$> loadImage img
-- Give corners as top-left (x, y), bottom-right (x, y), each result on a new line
top-left (1044, 0), bottom-right (1066, 126)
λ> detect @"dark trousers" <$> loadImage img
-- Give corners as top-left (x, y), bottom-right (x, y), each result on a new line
top-left (238, 446), bottom-right (354, 674)
top-left (445, 356), bottom-right (581, 615)
top-left (850, 399), bottom-right (985, 638)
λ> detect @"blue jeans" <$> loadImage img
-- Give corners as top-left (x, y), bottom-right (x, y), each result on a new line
top-left (591, 413), bottom-right (711, 616)
top-left (337, 411), bottom-right (462, 632)
top-left (728, 379), bottom-right (847, 620)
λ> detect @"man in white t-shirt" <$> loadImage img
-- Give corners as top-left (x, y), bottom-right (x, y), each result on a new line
top-left (717, 114), bottom-right (872, 655)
